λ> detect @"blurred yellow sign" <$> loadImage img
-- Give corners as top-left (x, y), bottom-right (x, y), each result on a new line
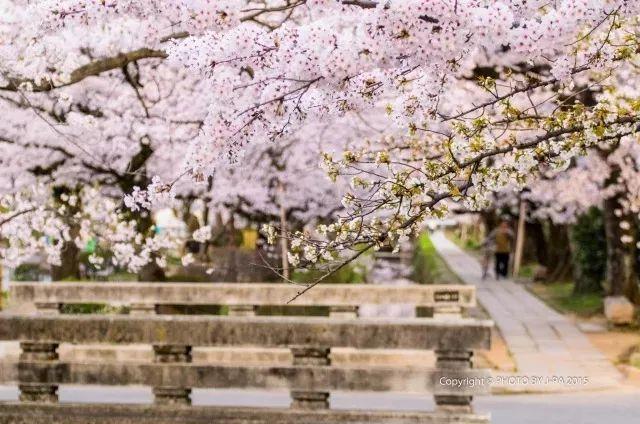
top-left (241, 228), bottom-right (258, 250)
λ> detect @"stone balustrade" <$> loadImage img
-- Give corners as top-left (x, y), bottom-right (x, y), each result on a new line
top-left (10, 282), bottom-right (476, 318)
top-left (0, 314), bottom-right (492, 423)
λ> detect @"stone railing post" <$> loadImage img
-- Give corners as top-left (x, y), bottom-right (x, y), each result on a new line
top-left (34, 302), bottom-right (61, 315)
top-left (19, 342), bottom-right (59, 403)
top-left (129, 303), bottom-right (156, 315)
top-left (290, 346), bottom-right (331, 410)
top-left (433, 289), bottom-right (464, 319)
top-left (152, 344), bottom-right (192, 405)
top-left (434, 349), bottom-right (473, 413)
top-left (227, 305), bottom-right (257, 316)
top-left (328, 306), bottom-right (358, 319)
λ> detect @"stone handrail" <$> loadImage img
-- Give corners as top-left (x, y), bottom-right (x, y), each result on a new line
top-left (5, 361), bottom-right (490, 395)
top-left (0, 314), bottom-right (492, 423)
top-left (0, 404), bottom-right (491, 424)
top-left (0, 314), bottom-right (491, 350)
top-left (9, 282), bottom-right (476, 317)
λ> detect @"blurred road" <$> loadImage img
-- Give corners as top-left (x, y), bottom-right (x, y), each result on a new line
top-left (1, 385), bottom-right (638, 423)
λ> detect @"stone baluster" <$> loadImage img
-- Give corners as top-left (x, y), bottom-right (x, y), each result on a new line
top-left (434, 350), bottom-right (473, 413)
top-left (152, 344), bottom-right (192, 405)
top-left (328, 305), bottom-right (359, 319)
top-left (290, 346), bottom-right (330, 410)
top-left (129, 303), bottom-right (156, 315)
top-left (227, 305), bottom-right (257, 316)
top-left (19, 342), bottom-right (59, 403)
top-left (34, 302), bottom-right (61, 315)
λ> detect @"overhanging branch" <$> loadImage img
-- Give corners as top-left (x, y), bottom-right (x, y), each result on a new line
top-left (2, 48), bottom-right (167, 92)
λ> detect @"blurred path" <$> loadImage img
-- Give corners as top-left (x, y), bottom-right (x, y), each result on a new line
top-left (2, 386), bottom-right (639, 424)
top-left (430, 231), bottom-right (624, 392)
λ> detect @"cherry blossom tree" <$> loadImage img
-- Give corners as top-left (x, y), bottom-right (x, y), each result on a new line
top-left (524, 138), bottom-right (640, 301)
top-left (1, 3), bottom-right (370, 278)
top-left (3, 1), bottom-right (640, 294)
top-left (0, 50), bottom-right (209, 278)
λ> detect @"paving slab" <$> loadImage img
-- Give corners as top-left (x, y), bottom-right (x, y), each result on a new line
top-left (430, 232), bottom-right (624, 393)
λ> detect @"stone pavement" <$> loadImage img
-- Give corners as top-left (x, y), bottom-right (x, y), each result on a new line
top-left (430, 231), bottom-right (624, 393)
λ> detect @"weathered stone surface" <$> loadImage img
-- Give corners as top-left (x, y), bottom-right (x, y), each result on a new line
top-left (3, 361), bottom-right (490, 395)
top-left (10, 282), bottom-right (476, 309)
top-left (129, 304), bottom-right (156, 316)
top-left (19, 342), bottom-right (58, 361)
top-left (0, 403), bottom-right (491, 424)
top-left (290, 390), bottom-right (329, 410)
top-left (48, 345), bottom-right (436, 368)
top-left (152, 344), bottom-right (192, 404)
top-left (289, 346), bottom-right (332, 410)
top-left (0, 361), bottom-right (17, 380)
top-left (227, 305), bottom-right (257, 316)
top-left (0, 314), bottom-right (492, 351)
top-left (435, 350), bottom-right (474, 412)
top-left (34, 303), bottom-right (61, 315)
top-left (604, 296), bottom-right (635, 325)
top-left (152, 387), bottom-right (191, 406)
top-left (17, 342), bottom-right (59, 403)
top-left (291, 346), bottom-right (331, 366)
top-left (17, 384), bottom-right (58, 403)
top-left (328, 305), bottom-right (359, 319)
top-left (153, 345), bottom-right (192, 363)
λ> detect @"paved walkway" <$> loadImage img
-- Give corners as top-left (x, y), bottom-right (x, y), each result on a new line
top-left (430, 231), bottom-right (624, 392)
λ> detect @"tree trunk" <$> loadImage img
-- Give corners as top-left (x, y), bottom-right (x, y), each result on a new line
top-left (513, 199), bottom-right (527, 277)
top-left (481, 210), bottom-right (498, 236)
top-left (545, 221), bottom-right (573, 282)
top-left (278, 182), bottom-right (290, 281)
top-left (51, 241), bottom-right (80, 281)
top-left (138, 261), bottom-right (167, 282)
top-left (603, 189), bottom-right (639, 302)
top-left (524, 220), bottom-right (547, 265)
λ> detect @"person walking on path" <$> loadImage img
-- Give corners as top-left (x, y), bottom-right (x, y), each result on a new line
top-left (484, 219), bottom-right (514, 279)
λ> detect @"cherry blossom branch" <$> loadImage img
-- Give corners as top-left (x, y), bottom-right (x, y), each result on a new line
top-left (1, 49), bottom-right (167, 92)
top-left (286, 242), bottom-right (374, 303)
top-left (0, 208), bottom-right (37, 228)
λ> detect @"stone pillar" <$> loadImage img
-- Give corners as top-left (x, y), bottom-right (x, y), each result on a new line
top-left (19, 342), bottom-right (59, 403)
top-left (34, 302), bottom-right (61, 315)
top-left (290, 346), bottom-right (330, 410)
top-left (434, 350), bottom-right (473, 413)
top-left (328, 306), bottom-right (358, 319)
top-left (130, 303), bottom-right (156, 315)
top-left (228, 305), bottom-right (257, 316)
top-left (152, 345), bottom-right (192, 405)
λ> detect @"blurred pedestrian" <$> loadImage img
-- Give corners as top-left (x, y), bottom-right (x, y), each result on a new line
top-left (484, 218), bottom-right (514, 279)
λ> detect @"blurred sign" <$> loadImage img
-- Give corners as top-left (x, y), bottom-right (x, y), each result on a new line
top-left (434, 290), bottom-right (460, 303)
top-left (241, 228), bottom-right (258, 250)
